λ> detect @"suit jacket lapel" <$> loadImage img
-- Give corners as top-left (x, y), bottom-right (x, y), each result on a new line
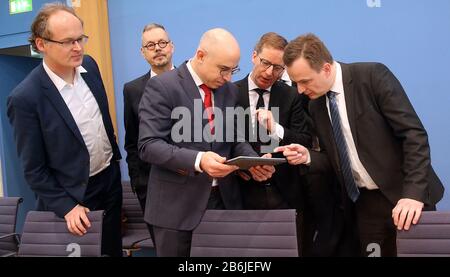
top-left (341, 63), bottom-right (358, 147)
top-left (178, 63), bottom-right (202, 106)
top-left (236, 77), bottom-right (252, 141)
top-left (40, 66), bottom-right (85, 146)
top-left (268, 82), bottom-right (281, 110)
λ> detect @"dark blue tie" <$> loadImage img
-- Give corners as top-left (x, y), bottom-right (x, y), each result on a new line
top-left (327, 91), bottom-right (360, 202)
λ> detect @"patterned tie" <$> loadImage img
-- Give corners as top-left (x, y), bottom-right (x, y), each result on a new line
top-left (200, 84), bottom-right (215, 135)
top-left (327, 91), bottom-right (360, 202)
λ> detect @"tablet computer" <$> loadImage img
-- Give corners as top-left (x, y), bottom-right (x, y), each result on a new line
top-left (225, 156), bottom-right (286, 170)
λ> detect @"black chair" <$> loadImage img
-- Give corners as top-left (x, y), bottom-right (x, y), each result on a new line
top-left (17, 210), bottom-right (104, 257)
top-left (190, 209), bottom-right (298, 257)
top-left (121, 182), bottom-right (154, 256)
top-left (0, 197), bottom-right (23, 257)
top-left (397, 211), bottom-right (450, 257)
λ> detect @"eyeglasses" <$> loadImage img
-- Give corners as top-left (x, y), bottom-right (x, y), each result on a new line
top-left (219, 66), bottom-right (240, 77)
top-left (42, 35), bottom-right (89, 49)
top-left (143, 40), bottom-right (171, 51)
top-left (258, 56), bottom-right (285, 75)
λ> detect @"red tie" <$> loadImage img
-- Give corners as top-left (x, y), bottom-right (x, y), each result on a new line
top-left (200, 84), bottom-right (215, 135)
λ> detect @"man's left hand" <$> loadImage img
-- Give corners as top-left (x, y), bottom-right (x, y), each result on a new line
top-left (392, 198), bottom-right (424, 230)
top-left (248, 153), bottom-right (275, 182)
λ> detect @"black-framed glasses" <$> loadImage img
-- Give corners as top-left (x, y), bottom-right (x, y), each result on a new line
top-left (42, 35), bottom-right (89, 48)
top-left (219, 66), bottom-right (240, 77)
top-left (143, 40), bottom-right (171, 51)
top-left (258, 56), bottom-right (285, 75)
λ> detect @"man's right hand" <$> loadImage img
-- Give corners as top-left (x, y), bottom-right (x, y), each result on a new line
top-left (200, 151), bottom-right (239, 178)
top-left (274, 144), bottom-right (310, 165)
top-left (64, 204), bottom-right (91, 236)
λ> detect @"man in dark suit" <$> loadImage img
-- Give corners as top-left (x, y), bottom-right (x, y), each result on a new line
top-left (7, 3), bottom-right (122, 257)
top-left (138, 28), bottom-right (275, 257)
top-left (277, 33), bottom-right (445, 256)
top-left (234, 32), bottom-right (311, 210)
top-left (123, 23), bottom-right (174, 210)
top-left (281, 64), bottom-right (344, 257)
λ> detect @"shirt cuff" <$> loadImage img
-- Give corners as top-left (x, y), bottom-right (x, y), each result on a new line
top-left (195, 152), bottom-right (204, 172)
top-left (269, 123), bottom-right (284, 141)
top-left (306, 149), bottom-right (311, 165)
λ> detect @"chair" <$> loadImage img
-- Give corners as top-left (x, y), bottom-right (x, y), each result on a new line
top-left (17, 210), bottom-right (104, 257)
top-left (190, 209), bottom-right (298, 257)
top-left (121, 181), bottom-right (154, 256)
top-left (397, 211), bottom-right (450, 257)
top-left (0, 197), bottom-right (23, 257)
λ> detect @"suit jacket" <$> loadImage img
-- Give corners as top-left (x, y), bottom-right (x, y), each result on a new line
top-left (7, 55), bottom-right (121, 218)
top-left (308, 62), bottom-right (444, 206)
top-left (123, 71), bottom-right (152, 190)
top-left (235, 77), bottom-right (312, 208)
top-left (138, 63), bottom-right (257, 231)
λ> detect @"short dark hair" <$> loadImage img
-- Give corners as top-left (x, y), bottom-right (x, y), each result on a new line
top-left (142, 23), bottom-right (166, 34)
top-left (283, 33), bottom-right (333, 72)
top-left (29, 2), bottom-right (83, 53)
top-left (254, 32), bottom-right (288, 54)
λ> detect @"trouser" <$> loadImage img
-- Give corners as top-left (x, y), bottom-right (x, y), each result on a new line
top-left (152, 186), bottom-right (225, 257)
top-left (83, 161), bottom-right (123, 257)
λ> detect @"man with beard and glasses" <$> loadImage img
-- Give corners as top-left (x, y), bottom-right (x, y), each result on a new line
top-left (123, 23), bottom-right (175, 211)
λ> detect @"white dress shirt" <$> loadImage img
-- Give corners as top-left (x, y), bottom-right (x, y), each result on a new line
top-left (248, 75), bottom-right (285, 141)
top-left (43, 61), bottom-right (113, 177)
top-left (326, 62), bottom-right (378, 190)
top-left (186, 61), bottom-right (218, 187)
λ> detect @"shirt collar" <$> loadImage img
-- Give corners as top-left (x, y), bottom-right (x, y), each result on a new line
top-left (150, 65), bottom-right (174, 78)
top-left (186, 60), bottom-right (204, 87)
top-left (329, 61), bottom-right (344, 95)
top-left (43, 60), bottom-right (87, 92)
top-left (248, 72), bottom-right (272, 92)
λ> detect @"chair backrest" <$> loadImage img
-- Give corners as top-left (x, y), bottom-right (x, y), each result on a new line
top-left (397, 211), bottom-right (450, 257)
top-left (121, 182), bottom-right (153, 249)
top-left (190, 209), bottom-right (298, 257)
top-left (18, 210), bottom-right (104, 257)
top-left (0, 197), bottom-right (23, 256)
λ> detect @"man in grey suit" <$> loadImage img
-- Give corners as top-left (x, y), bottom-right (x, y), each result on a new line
top-left (277, 33), bottom-right (444, 256)
top-left (138, 28), bottom-right (275, 257)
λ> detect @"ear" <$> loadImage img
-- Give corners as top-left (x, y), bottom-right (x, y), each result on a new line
top-left (35, 37), bottom-right (46, 53)
top-left (140, 46), bottom-right (145, 58)
top-left (251, 51), bottom-right (259, 66)
top-left (323, 62), bottom-right (332, 76)
top-left (196, 49), bottom-right (206, 63)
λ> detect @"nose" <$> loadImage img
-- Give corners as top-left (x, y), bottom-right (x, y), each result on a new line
top-left (72, 40), bottom-right (82, 51)
top-left (222, 72), bottom-right (232, 82)
top-left (264, 65), bottom-right (274, 75)
top-left (297, 84), bottom-right (306, 94)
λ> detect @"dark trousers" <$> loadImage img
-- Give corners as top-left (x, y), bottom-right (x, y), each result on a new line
top-left (301, 172), bottom-right (361, 257)
top-left (152, 187), bottom-right (225, 257)
top-left (83, 161), bottom-right (123, 257)
top-left (355, 188), bottom-right (397, 257)
top-left (134, 184), bottom-right (155, 243)
top-left (242, 183), bottom-right (289, 210)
